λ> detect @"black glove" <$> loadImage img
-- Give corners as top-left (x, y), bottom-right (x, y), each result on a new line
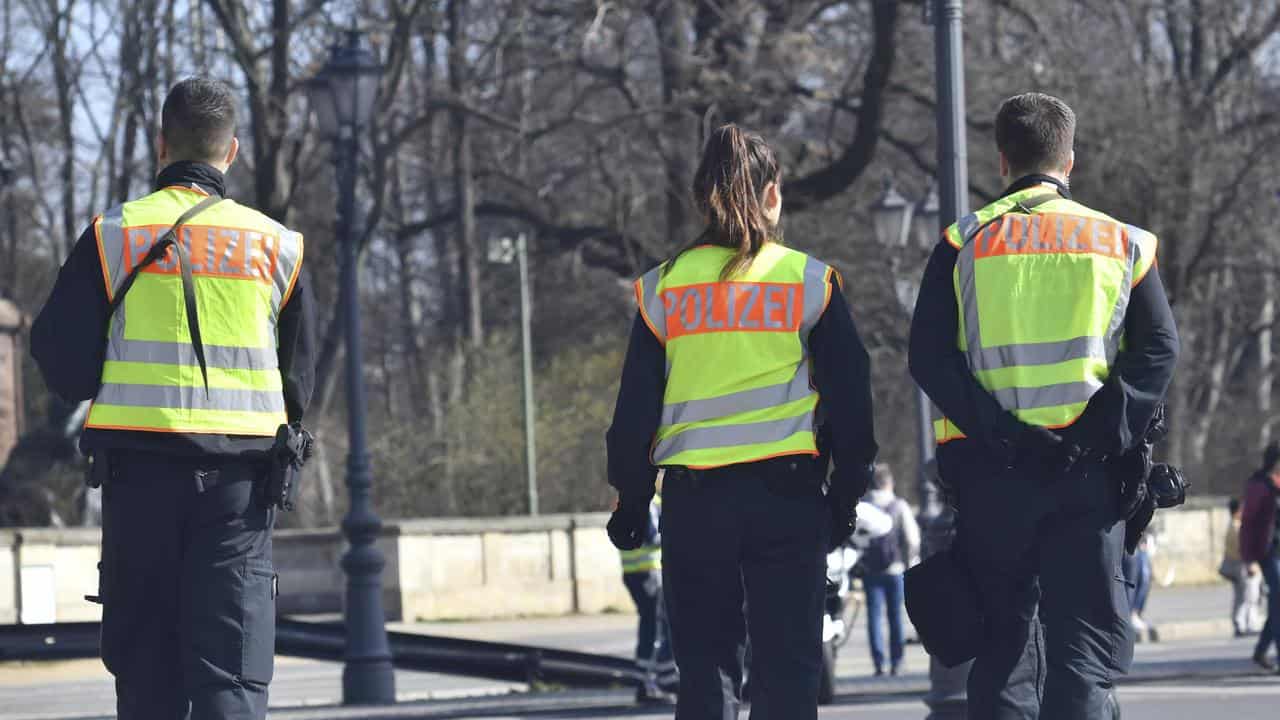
top-left (1010, 425), bottom-right (1082, 475)
top-left (826, 463), bottom-right (872, 552)
top-left (1110, 442), bottom-right (1153, 520)
top-left (607, 493), bottom-right (651, 551)
top-left (1125, 491), bottom-right (1156, 554)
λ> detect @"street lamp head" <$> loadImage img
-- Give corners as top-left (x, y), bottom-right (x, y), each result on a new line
top-left (913, 183), bottom-right (941, 249)
top-left (488, 236), bottom-right (517, 264)
top-left (871, 177), bottom-right (913, 248)
top-left (306, 29), bottom-right (384, 140)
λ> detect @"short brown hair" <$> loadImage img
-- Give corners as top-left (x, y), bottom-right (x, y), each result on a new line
top-left (994, 92), bottom-right (1075, 176)
top-left (161, 77), bottom-right (237, 163)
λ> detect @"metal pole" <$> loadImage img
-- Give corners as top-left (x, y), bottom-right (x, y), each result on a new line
top-left (926, 0), bottom-right (970, 717)
top-left (914, 386), bottom-right (935, 508)
top-left (517, 233), bottom-right (539, 515)
top-left (337, 128), bottom-right (396, 705)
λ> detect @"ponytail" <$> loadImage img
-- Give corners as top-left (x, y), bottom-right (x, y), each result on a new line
top-left (668, 124), bottom-right (781, 281)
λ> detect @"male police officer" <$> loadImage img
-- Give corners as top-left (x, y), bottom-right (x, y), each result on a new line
top-left (30, 77), bottom-right (316, 719)
top-left (908, 93), bottom-right (1179, 719)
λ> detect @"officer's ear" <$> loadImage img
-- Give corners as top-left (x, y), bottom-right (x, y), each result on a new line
top-left (998, 152), bottom-right (1010, 180)
top-left (222, 137), bottom-right (240, 170)
top-left (1064, 150), bottom-right (1075, 178)
top-left (157, 134), bottom-right (169, 169)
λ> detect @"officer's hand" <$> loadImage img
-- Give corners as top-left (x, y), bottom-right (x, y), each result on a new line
top-left (1124, 492), bottom-right (1157, 555)
top-left (1013, 425), bottom-right (1081, 473)
top-left (607, 495), bottom-right (650, 551)
top-left (827, 502), bottom-right (858, 554)
top-left (1112, 443), bottom-right (1152, 519)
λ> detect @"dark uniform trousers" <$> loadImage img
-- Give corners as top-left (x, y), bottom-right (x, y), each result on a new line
top-left (99, 450), bottom-right (276, 720)
top-left (949, 452), bottom-right (1132, 720)
top-left (661, 459), bottom-right (830, 720)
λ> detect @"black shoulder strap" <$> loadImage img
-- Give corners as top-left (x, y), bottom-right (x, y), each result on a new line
top-left (108, 195), bottom-right (224, 395)
top-left (964, 191), bottom-right (1062, 246)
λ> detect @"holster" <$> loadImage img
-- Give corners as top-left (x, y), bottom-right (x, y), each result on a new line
top-left (265, 423), bottom-right (314, 511)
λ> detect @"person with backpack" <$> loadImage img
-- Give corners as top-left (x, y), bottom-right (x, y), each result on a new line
top-left (860, 463), bottom-right (921, 676)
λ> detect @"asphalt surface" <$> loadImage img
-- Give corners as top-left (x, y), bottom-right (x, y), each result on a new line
top-left (0, 584), bottom-right (1273, 719)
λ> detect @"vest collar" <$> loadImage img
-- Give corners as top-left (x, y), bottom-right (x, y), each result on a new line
top-left (1001, 173), bottom-right (1070, 201)
top-left (154, 161), bottom-right (227, 198)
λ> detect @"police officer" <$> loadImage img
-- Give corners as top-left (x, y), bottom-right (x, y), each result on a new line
top-left (908, 93), bottom-right (1179, 719)
top-left (618, 489), bottom-right (679, 703)
top-left (30, 77), bottom-right (316, 719)
top-left (606, 124), bottom-right (877, 720)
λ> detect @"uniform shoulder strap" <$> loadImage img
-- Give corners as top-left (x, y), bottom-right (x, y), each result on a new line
top-left (962, 191), bottom-right (1062, 245)
top-left (107, 195), bottom-right (224, 395)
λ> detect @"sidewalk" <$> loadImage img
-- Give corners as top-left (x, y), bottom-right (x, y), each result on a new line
top-left (1141, 582), bottom-right (1237, 641)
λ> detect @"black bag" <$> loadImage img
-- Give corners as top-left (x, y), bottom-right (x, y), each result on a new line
top-left (904, 543), bottom-right (984, 668)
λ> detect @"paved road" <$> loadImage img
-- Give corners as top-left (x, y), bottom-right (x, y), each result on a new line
top-left (2, 630), bottom-right (1272, 719)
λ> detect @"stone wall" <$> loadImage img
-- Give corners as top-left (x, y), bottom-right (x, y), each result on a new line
top-left (0, 501), bottom-right (1233, 624)
top-left (0, 299), bottom-right (22, 469)
top-left (0, 514), bottom-right (632, 624)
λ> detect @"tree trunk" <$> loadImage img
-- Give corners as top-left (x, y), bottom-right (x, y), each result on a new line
top-left (652, 0), bottom-right (697, 249)
top-left (449, 0), bottom-right (483, 348)
top-left (1189, 269), bottom-right (1232, 465)
top-left (1258, 269), bottom-right (1275, 447)
top-left (49, 0), bottom-right (78, 259)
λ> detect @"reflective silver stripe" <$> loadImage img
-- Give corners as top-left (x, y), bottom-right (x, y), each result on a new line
top-left (661, 364), bottom-right (814, 426)
top-left (1103, 232), bottom-right (1138, 364)
top-left (98, 204), bottom-right (127, 297)
top-left (653, 412), bottom-right (813, 463)
top-left (991, 379), bottom-right (1103, 412)
top-left (257, 214), bottom-right (304, 310)
top-left (95, 383), bottom-right (286, 413)
top-left (801, 256), bottom-right (831, 337)
top-left (107, 339), bottom-right (277, 371)
top-left (930, 402), bottom-right (945, 422)
top-left (637, 266), bottom-right (667, 342)
top-left (956, 211), bottom-right (981, 242)
top-left (955, 237), bottom-right (984, 369)
top-left (972, 336), bottom-right (1107, 369)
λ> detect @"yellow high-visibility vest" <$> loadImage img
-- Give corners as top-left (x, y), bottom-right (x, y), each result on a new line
top-left (634, 243), bottom-right (837, 468)
top-left (620, 496), bottom-right (663, 574)
top-left (933, 188), bottom-right (1157, 444)
top-left (85, 184), bottom-right (304, 436)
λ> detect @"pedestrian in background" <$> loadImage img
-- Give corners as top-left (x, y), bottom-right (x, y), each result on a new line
top-left (618, 485), bottom-right (679, 703)
top-left (859, 463), bottom-right (920, 676)
top-left (1221, 497), bottom-right (1263, 637)
top-left (1122, 533), bottom-right (1155, 641)
top-left (1240, 443), bottom-right (1280, 672)
top-left (605, 124), bottom-right (878, 720)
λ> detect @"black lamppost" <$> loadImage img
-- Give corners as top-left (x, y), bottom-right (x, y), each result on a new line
top-left (921, 0), bottom-right (972, 716)
top-left (870, 178), bottom-right (939, 512)
top-left (306, 30), bottom-right (396, 706)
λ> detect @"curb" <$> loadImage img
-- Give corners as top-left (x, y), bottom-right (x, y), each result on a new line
top-left (1137, 618), bottom-right (1235, 643)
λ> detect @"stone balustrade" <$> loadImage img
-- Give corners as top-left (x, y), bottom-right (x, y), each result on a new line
top-left (0, 500), bottom-right (1235, 624)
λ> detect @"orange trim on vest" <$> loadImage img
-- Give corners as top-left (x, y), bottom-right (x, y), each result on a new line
top-left (93, 216), bottom-right (114, 302)
top-left (281, 234), bottom-right (304, 306)
top-left (679, 448), bottom-right (820, 470)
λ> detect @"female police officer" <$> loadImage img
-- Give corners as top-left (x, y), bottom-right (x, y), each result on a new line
top-left (606, 124), bottom-right (878, 719)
